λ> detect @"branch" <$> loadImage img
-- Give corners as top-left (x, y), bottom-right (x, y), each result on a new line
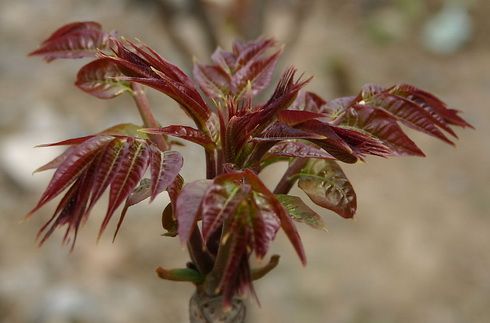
top-left (131, 83), bottom-right (169, 151)
top-left (273, 158), bottom-right (307, 194)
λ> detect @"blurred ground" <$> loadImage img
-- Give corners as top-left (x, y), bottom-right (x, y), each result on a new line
top-left (0, 0), bottom-right (489, 322)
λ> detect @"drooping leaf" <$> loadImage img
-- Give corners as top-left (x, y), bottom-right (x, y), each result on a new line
top-left (100, 138), bottom-right (150, 239)
top-left (87, 139), bottom-right (126, 212)
top-left (176, 179), bottom-right (212, 243)
top-left (114, 178), bottom-right (152, 240)
top-left (36, 164), bottom-right (97, 249)
top-left (29, 21), bottom-right (110, 62)
top-left (243, 170), bottom-right (306, 264)
top-left (275, 195), bottom-right (327, 230)
top-left (161, 203), bottom-right (178, 237)
top-left (149, 147), bottom-right (183, 201)
top-left (75, 58), bottom-right (130, 99)
top-left (250, 192), bottom-right (281, 259)
top-left (298, 159), bottom-right (356, 218)
top-left (28, 136), bottom-right (114, 215)
top-left (33, 146), bottom-right (76, 173)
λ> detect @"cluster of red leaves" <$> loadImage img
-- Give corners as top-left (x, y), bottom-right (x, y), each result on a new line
top-left (29, 21), bottom-right (471, 304)
top-left (27, 124), bottom-right (183, 249)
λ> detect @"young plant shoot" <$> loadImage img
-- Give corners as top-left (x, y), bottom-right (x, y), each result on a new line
top-left (28, 21), bottom-right (471, 322)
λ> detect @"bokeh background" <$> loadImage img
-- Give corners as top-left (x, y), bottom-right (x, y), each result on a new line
top-left (1, 0), bottom-right (489, 322)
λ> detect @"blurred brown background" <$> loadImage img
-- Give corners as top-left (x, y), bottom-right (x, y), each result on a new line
top-left (0, 0), bottom-right (489, 322)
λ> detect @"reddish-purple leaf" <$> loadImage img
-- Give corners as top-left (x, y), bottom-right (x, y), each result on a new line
top-left (100, 139), bottom-right (150, 239)
top-left (201, 179), bottom-right (250, 241)
top-left (176, 179), bottom-right (212, 243)
top-left (389, 84), bottom-right (473, 129)
top-left (219, 229), bottom-right (251, 306)
top-left (277, 110), bottom-right (326, 126)
top-left (33, 146), bottom-right (76, 173)
top-left (114, 178), bottom-right (152, 240)
top-left (268, 141), bottom-right (335, 160)
top-left (167, 174), bottom-right (184, 207)
top-left (37, 165), bottom-right (97, 250)
top-left (253, 123), bottom-right (325, 142)
top-left (193, 63), bottom-right (230, 98)
top-left (331, 126), bottom-right (392, 158)
top-left (86, 139), bottom-right (126, 212)
top-left (295, 120), bottom-right (357, 163)
top-left (298, 159), bottom-right (356, 218)
top-left (149, 147), bottom-right (183, 201)
top-left (233, 38), bottom-right (276, 69)
top-left (366, 92), bottom-right (454, 144)
top-left (126, 41), bottom-right (197, 88)
top-left (143, 126), bottom-right (214, 147)
top-left (232, 50), bottom-right (281, 96)
top-left (339, 104), bottom-right (424, 156)
top-left (41, 21), bottom-right (102, 44)
top-left (243, 170), bottom-right (306, 264)
top-left (104, 41), bottom-right (211, 128)
top-left (275, 195), bottom-right (327, 230)
top-left (117, 76), bottom-right (210, 128)
top-left (250, 193), bottom-right (281, 259)
top-left (321, 96), bottom-right (357, 119)
top-left (29, 22), bottom-right (109, 62)
top-left (28, 136), bottom-right (113, 215)
top-left (36, 135), bottom-right (97, 147)
top-left (75, 58), bottom-right (130, 99)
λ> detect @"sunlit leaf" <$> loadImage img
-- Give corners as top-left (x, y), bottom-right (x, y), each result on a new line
top-left (276, 195), bottom-right (326, 230)
top-left (267, 141), bottom-right (335, 160)
top-left (298, 159), bottom-right (356, 218)
top-left (338, 104), bottom-right (424, 156)
top-left (76, 58), bottom-right (130, 99)
top-left (29, 21), bottom-right (109, 62)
